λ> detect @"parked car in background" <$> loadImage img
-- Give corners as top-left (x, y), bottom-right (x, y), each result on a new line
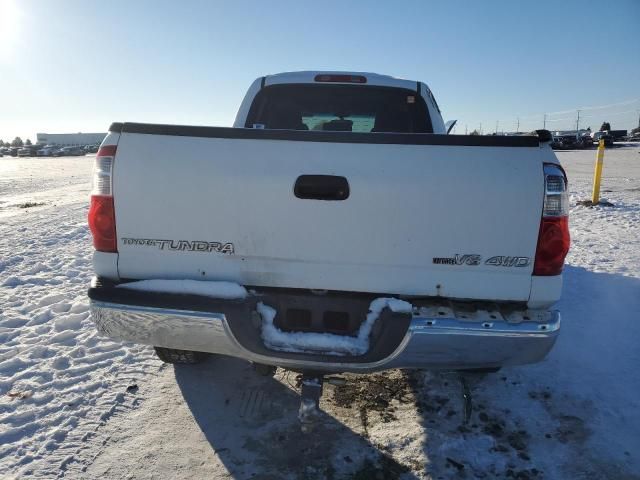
top-left (551, 132), bottom-right (579, 149)
top-left (551, 131), bottom-right (593, 150)
top-left (578, 133), bottom-right (594, 148)
top-left (591, 131), bottom-right (613, 147)
top-left (58, 146), bottom-right (86, 156)
top-left (84, 144), bottom-right (99, 153)
top-left (17, 145), bottom-right (40, 157)
top-left (37, 145), bottom-right (61, 156)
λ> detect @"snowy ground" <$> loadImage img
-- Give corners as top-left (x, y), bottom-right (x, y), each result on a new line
top-left (1, 147), bottom-right (639, 479)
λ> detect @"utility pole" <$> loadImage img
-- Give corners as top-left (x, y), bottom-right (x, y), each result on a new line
top-left (543, 114), bottom-right (547, 129)
top-left (516, 117), bottom-right (520, 133)
top-left (576, 110), bottom-right (581, 134)
top-left (479, 123), bottom-right (482, 135)
top-left (496, 120), bottom-right (499, 134)
top-left (465, 124), bottom-right (468, 135)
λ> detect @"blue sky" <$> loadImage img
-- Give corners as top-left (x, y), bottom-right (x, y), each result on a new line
top-left (1, 0), bottom-right (638, 141)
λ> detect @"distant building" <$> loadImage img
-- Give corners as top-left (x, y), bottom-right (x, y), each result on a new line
top-left (36, 132), bottom-right (106, 146)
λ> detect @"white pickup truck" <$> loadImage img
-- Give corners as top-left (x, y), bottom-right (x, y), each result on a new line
top-left (88, 71), bottom-right (569, 394)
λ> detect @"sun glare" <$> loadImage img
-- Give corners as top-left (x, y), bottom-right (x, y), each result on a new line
top-left (0, 0), bottom-right (20, 56)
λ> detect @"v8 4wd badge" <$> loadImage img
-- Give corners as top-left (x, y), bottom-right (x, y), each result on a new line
top-left (433, 254), bottom-right (530, 267)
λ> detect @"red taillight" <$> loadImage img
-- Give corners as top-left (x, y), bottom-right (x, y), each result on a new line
top-left (533, 214), bottom-right (570, 276)
top-left (96, 145), bottom-right (117, 157)
top-left (90, 144), bottom-right (117, 252)
top-left (88, 195), bottom-right (117, 252)
top-left (314, 74), bottom-right (367, 84)
top-left (533, 164), bottom-right (570, 276)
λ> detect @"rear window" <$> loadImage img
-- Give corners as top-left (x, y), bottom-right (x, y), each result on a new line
top-left (245, 84), bottom-right (433, 133)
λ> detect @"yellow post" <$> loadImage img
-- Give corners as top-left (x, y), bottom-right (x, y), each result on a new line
top-left (591, 139), bottom-right (605, 204)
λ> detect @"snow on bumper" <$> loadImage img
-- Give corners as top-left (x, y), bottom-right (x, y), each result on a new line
top-left (88, 293), bottom-right (559, 372)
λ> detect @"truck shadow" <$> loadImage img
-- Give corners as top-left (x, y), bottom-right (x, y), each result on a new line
top-left (174, 358), bottom-right (421, 480)
top-left (175, 266), bottom-right (640, 479)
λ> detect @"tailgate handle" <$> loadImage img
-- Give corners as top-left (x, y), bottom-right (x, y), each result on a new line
top-left (294, 175), bottom-right (350, 201)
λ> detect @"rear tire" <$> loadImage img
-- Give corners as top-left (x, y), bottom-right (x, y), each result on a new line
top-left (153, 347), bottom-right (208, 364)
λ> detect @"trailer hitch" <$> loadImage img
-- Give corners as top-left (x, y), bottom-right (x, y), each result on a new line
top-left (298, 373), bottom-right (324, 433)
top-left (458, 373), bottom-right (473, 424)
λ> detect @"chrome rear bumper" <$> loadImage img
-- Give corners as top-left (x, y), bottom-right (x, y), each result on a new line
top-left (89, 297), bottom-right (559, 373)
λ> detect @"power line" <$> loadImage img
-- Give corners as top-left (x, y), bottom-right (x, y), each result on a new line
top-left (544, 117), bottom-right (574, 123)
top-left (579, 98), bottom-right (640, 111)
top-left (486, 98), bottom-right (640, 128)
top-left (482, 101), bottom-right (638, 134)
top-left (579, 109), bottom-right (639, 119)
top-left (544, 98), bottom-right (639, 116)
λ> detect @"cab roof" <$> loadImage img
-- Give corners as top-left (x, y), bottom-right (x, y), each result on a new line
top-left (264, 71), bottom-right (419, 91)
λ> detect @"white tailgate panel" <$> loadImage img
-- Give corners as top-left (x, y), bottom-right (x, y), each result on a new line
top-left (114, 133), bottom-right (543, 301)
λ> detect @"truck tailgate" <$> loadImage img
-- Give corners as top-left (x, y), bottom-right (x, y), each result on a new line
top-left (112, 127), bottom-right (544, 302)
